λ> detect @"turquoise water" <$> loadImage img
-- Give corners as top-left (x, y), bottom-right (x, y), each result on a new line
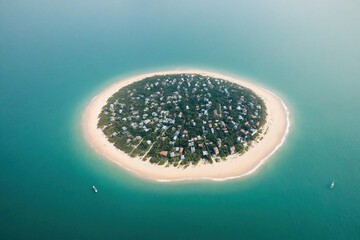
top-left (1, 1), bottom-right (360, 239)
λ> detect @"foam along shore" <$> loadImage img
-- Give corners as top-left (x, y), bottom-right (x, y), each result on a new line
top-left (82, 69), bottom-right (290, 181)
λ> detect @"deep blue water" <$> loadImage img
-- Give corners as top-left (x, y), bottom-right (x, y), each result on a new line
top-left (1, 1), bottom-right (360, 239)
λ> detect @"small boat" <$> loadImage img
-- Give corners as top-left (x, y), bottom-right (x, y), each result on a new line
top-left (330, 181), bottom-right (335, 189)
top-left (92, 185), bottom-right (98, 193)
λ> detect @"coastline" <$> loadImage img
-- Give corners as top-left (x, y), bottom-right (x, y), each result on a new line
top-left (82, 69), bottom-right (290, 182)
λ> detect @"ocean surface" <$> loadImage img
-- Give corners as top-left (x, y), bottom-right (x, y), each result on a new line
top-left (1, 1), bottom-right (360, 239)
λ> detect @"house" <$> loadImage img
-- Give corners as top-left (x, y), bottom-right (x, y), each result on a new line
top-left (173, 131), bottom-right (180, 140)
top-left (160, 151), bottom-right (168, 157)
top-left (250, 129), bottom-right (258, 136)
top-left (203, 151), bottom-right (208, 156)
top-left (241, 129), bottom-right (249, 135)
top-left (213, 147), bottom-right (219, 156)
top-left (230, 146), bottom-right (236, 154)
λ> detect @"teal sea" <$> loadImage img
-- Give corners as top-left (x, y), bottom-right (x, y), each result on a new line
top-left (1, 1), bottom-right (360, 239)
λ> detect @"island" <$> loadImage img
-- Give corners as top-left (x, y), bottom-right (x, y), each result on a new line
top-left (82, 69), bottom-right (290, 181)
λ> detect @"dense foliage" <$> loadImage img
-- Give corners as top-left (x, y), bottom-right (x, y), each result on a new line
top-left (98, 74), bottom-right (267, 167)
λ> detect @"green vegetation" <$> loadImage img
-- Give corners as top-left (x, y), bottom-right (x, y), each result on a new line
top-left (98, 73), bottom-right (267, 166)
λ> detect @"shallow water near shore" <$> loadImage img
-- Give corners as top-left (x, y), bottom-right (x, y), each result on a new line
top-left (1, 1), bottom-right (360, 239)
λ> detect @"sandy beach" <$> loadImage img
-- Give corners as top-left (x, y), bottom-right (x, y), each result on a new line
top-left (82, 69), bottom-right (290, 181)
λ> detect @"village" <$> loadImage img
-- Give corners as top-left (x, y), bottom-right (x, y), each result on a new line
top-left (98, 74), bottom-right (267, 166)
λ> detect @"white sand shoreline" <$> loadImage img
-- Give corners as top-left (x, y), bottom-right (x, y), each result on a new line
top-left (82, 69), bottom-right (290, 182)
